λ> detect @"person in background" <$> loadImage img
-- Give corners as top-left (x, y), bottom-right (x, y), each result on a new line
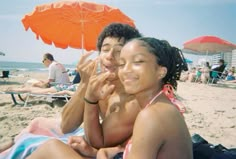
top-left (225, 67), bottom-right (235, 81)
top-left (200, 61), bottom-right (211, 83)
top-left (32, 53), bottom-right (70, 88)
top-left (210, 59), bottom-right (226, 79)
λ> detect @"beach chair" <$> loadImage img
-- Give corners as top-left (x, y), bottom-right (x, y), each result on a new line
top-left (207, 71), bottom-right (225, 84)
top-left (23, 93), bottom-right (71, 107)
top-left (0, 91), bottom-right (71, 107)
top-left (194, 71), bottom-right (202, 83)
top-left (0, 91), bottom-right (28, 106)
top-left (0, 70), bottom-right (10, 82)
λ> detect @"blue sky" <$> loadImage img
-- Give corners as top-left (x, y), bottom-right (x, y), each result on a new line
top-left (0, 0), bottom-right (236, 64)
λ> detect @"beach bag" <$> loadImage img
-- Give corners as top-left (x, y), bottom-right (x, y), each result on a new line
top-left (192, 134), bottom-right (236, 159)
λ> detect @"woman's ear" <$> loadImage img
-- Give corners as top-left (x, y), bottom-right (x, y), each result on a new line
top-left (158, 67), bottom-right (167, 79)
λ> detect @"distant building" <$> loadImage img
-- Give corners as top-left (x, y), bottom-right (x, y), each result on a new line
top-left (231, 50), bottom-right (236, 67)
top-left (211, 51), bottom-right (235, 68)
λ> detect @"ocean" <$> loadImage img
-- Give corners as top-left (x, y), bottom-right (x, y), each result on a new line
top-left (0, 61), bottom-right (76, 72)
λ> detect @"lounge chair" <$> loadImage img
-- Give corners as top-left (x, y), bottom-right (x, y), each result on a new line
top-left (0, 91), bottom-right (71, 107)
top-left (0, 70), bottom-right (10, 82)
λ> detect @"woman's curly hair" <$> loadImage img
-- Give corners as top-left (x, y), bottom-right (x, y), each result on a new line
top-left (135, 37), bottom-right (188, 90)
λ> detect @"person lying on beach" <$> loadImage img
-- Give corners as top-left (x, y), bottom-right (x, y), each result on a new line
top-left (32, 53), bottom-right (70, 88)
top-left (27, 37), bottom-right (192, 159)
top-left (5, 83), bottom-right (78, 95)
top-left (0, 23), bottom-right (142, 158)
top-left (4, 71), bottom-right (81, 95)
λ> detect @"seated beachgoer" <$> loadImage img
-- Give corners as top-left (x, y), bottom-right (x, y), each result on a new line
top-left (32, 53), bottom-right (70, 88)
top-left (225, 67), bottom-right (235, 81)
top-left (26, 38), bottom-right (192, 159)
top-left (200, 62), bottom-right (211, 84)
top-left (209, 59), bottom-right (226, 80)
top-left (187, 67), bottom-right (198, 82)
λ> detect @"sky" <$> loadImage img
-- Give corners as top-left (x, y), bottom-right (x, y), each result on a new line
top-left (0, 0), bottom-right (236, 65)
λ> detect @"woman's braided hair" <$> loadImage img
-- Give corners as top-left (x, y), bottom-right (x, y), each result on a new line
top-left (136, 37), bottom-right (188, 90)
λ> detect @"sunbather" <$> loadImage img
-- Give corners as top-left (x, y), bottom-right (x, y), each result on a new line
top-left (5, 83), bottom-right (78, 94)
top-left (26, 38), bottom-right (192, 159)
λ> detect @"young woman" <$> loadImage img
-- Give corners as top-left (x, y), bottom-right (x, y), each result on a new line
top-left (97, 37), bottom-right (193, 159)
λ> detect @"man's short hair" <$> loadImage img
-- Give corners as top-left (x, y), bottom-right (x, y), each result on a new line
top-left (96, 23), bottom-right (142, 52)
top-left (219, 59), bottom-right (224, 64)
top-left (44, 53), bottom-right (54, 61)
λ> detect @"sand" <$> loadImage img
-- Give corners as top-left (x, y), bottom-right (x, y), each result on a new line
top-left (0, 71), bottom-right (236, 149)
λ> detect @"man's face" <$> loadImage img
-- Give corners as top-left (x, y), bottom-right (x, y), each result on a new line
top-left (99, 37), bottom-right (125, 75)
top-left (42, 58), bottom-right (50, 67)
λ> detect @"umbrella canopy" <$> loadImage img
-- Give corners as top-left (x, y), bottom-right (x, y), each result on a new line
top-left (22, 0), bottom-right (135, 50)
top-left (183, 35), bottom-right (236, 54)
top-left (0, 51), bottom-right (5, 56)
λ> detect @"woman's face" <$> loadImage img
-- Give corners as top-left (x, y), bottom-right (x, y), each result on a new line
top-left (118, 40), bottom-right (164, 95)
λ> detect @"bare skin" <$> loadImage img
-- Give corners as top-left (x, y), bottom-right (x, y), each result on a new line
top-left (26, 37), bottom-right (141, 159)
top-left (97, 39), bottom-right (193, 159)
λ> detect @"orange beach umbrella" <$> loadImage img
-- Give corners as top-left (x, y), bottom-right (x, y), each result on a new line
top-left (22, 0), bottom-right (135, 50)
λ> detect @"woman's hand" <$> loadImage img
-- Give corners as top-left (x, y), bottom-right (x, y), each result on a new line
top-left (97, 146), bottom-right (124, 159)
top-left (68, 136), bottom-right (98, 157)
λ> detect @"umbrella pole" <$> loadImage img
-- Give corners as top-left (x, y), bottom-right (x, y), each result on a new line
top-left (82, 33), bottom-right (84, 54)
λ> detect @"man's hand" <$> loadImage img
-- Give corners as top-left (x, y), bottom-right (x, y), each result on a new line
top-left (77, 51), bottom-right (96, 83)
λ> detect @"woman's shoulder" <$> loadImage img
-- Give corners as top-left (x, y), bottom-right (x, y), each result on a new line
top-left (137, 102), bottom-right (178, 123)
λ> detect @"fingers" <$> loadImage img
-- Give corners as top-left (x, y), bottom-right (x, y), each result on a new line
top-left (100, 83), bottom-right (115, 99)
top-left (68, 136), bottom-right (83, 145)
top-left (78, 50), bottom-right (94, 65)
top-left (91, 58), bottom-right (101, 76)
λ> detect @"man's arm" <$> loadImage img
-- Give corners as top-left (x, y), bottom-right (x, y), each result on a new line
top-left (60, 83), bottom-right (87, 133)
top-left (60, 51), bottom-right (95, 133)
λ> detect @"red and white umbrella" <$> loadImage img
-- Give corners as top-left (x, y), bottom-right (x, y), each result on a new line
top-left (183, 35), bottom-right (236, 55)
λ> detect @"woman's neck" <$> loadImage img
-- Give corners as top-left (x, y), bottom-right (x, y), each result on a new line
top-left (136, 86), bottom-right (163, 109)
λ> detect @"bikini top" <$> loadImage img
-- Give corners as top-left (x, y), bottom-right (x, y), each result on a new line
top-left (122, 84), bottom-right (185, 159)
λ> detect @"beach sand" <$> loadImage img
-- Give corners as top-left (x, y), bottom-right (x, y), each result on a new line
top-left (0, 71), bottom-right (236, 149)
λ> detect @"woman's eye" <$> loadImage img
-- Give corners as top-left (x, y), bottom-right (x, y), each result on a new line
top-left (118, 61), bottom-right (125, 67)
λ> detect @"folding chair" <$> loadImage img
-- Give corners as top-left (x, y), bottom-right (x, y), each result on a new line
top-left (0, 91), bottom-right (28, 106)
top-left (207, 71), bottom-right (225, 84)
top-left (23, 93), bottom-right (71, 107)
top-left (0, 91), bottom-right (70, 107)
top-left (194, 71), bottom-right (202, 83)
top-left (0, 70), bottom-right (10, 82)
